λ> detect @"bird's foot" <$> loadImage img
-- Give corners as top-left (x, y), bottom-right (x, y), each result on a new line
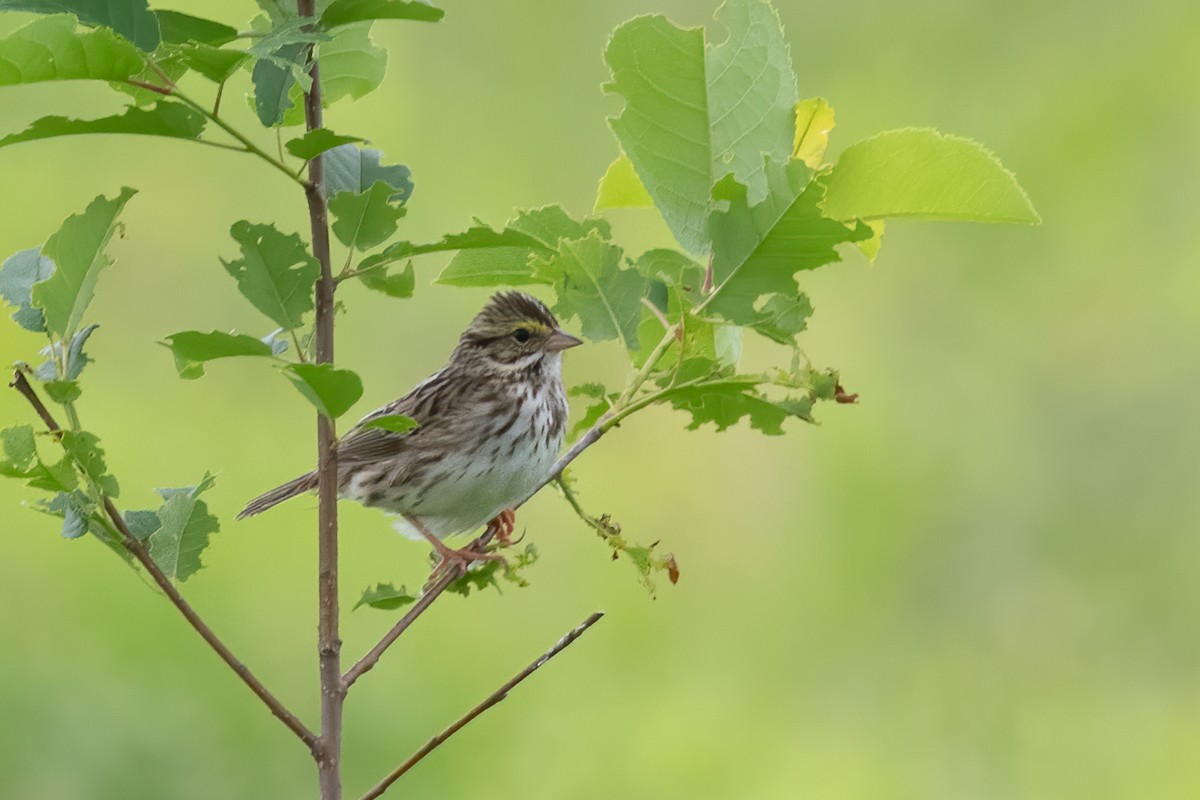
top-left (489, 508), bottom-right (521, 547)
top-left (427, 537), bottom-right (507, 586)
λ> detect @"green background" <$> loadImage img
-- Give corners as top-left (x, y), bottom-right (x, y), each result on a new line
top-left (1, 1), bottom-right (1197, 798)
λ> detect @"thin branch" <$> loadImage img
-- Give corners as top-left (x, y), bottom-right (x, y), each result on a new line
top-left (358, 612), bottom-right (605, 800)
top-left (9, 370), bottom-right (318, 750)
top-left (341, 523), bottom-right (499, 690)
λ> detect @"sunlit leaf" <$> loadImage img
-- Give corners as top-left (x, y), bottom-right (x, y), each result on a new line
top-left (32, 188), bottom-right (136, 342)
top-left (821, 128), bottom-right (1040, 224)
top-left (792, 96), bottom-right (835, 169)
top-left (0, 15), bottom-right (145, 87)
top-left (594, 152), bottom-right (652, 211)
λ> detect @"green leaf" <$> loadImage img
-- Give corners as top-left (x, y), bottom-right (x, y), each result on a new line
top-left (594, 152), bottom-right (652, 211)
top-left (154, 10), bottom-right (238, 46)
top-left (0, 1), bottom-right (161, 52)
top-left (359, 413), bottom-right (418, 434)
top-left (123, 508), bottom-right (160, 540)
top-left (61, 430), bottom-right (118, 497)
top-left (321, 0), bottom-right (444, 28)
top-left (0, 15), bottom-right (145, 86)
top-left (330, 182), bottom-right (407, 252)
top-left (149, 474), bottom-right (219, 582)
top-left (359, 261), bottom-right (414, 298)
top-left (285, 128), bottom-right (365, 160)
top-left (168, 43), bottom-right (247, 84)
top-left (284, 363), bottom-right (363, 419)
top-left (222, 221), bottom-right (319, 331)
top-left (434, 206), bottom-right (606, 288)
top-left (353, 581), bottom-right (417, 611)
top-left (749, 292), bottom-right (813, 344)
top-left (568, 383), bottom-right (614, 440)
top-left (32, 188), bottom-right (136, 341)
top-left (46, 491), bottom-right (91, 539)
top-left (705, 168), bottom-right (867, 325)
top-left (821, 128), bottom-right (1041, 224)
top-left (324, 144), bottom-right (412, 203)
top-left (288, 22), bottom-right (385, 125)
top-left (792, 96), bottom-right (835, 169)
top-left (0, 102), bottom-right (205, 150)
top-left (604, 0), bottom-right (797, 253)
top-left (661, 373), bottom-right (813, 435)
top-left (0, 425), bottom-right (36, 474)
top-left (251, 41), bottom-right (306, 126)
top-left (33, 323), bottom-right (99, 381)
top-left (43, 380), bottom-right (82, 404)
top-left (533, 231), bottom-right (644, 349)
top-left (0, 248), bottom-right (54, 332)
top-left (162, 331), bottom-right (275, 380)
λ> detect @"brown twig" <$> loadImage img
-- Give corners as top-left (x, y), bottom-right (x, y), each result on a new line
top-left (9, 370), bottom-right (317, 750)
top-left (296, 2), bottom-right (343, 797)
top-left (358, 611), bottom-right (605, 800)
top-left (341, 524), bottom-right (498, 690)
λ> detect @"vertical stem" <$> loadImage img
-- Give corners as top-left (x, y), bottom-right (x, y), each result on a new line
top-left (298, 2), bottom-right (342, 798)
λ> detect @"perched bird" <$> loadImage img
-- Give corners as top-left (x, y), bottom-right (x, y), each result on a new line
top-left (238, 291), bottom-right (582, 570)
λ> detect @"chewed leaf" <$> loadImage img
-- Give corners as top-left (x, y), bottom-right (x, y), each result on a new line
top-left (821, 128), bottom-right (1040, 224)
top-left (359, 261), bottom-right (415, 298)
top-left (329, 182), bottom-right (407, 252)
top-left (0, 0), bottom-right (162, 51)
top-left (0, 103), bottom-right (205, 150)
top-left (222, 221), bottom-right (319, 331)
top-left (533, 232), bottom-right (644, 349)
top-left (61, 430), bottom-right (119, 497)
top-left (792, 97), bottom-right (835, 168)
top-left (162, 331), bottom-right (275, 380)
top-left (0, 248), bottom-right (54, 332)
top-left (324, 144), bottom-right (412, 203)
top-left (286, 128), bottom-right (365, 160)
top-left (148, 474), bottom-right (219, 582)
top-left (284, 363), bottom-right (363, 419)
top-left (0, 16), bottom-right (146, 86)
top-left (353, 582), bottom-right (417, 611)
top-left (32, 188), bottom-right (137, 342)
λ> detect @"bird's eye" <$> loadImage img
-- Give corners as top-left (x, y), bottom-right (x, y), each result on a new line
top-left (513, 328), bottom-right (531, 343)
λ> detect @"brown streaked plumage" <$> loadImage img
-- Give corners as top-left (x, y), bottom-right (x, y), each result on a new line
top-left (239, 292), bottom-right (582, 561)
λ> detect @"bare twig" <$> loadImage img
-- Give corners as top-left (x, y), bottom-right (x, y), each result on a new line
top-left (9, 370), bottom-right (318, 750)
top-left (296, 2), bottom-right (343, 797)
top-left (342, 524), bottom-right (499, 690)
top-left (358, 612), bottom-right (605, 800)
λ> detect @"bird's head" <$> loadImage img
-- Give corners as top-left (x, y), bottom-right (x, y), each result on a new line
top-left (455, 291), bottom-right (582, 370)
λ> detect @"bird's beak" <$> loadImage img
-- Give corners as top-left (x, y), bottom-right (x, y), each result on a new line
top-left (546, 329), bottom-right (584, 352)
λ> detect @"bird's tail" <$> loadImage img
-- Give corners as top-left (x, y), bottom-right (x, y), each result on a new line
top-left (237, 472), bottom-right (319, 519)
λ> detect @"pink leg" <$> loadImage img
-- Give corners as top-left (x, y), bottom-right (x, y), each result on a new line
top-left (406, 515), bottom-right (506, 579)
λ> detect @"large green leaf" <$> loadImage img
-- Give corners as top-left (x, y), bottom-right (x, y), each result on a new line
top-left (221, 222), bottom-right (319, 331)
top-left (604, 0), bottom-right (797, 254)
top-left (0, 248), bottom-right (54, 332)
top-left (329, 181), bottom-right (406, 252)
top-left (321, 0), bottom-right (444, 28)
top-left (821, 128), bottom-right (1040, 224)
top-left (324, 144), bottom-right (412, 202)
top-left (0, 15), bottom-right (144, 87)
top-left (0, 0), bottom-right (160, 51)
top-left (284, 363), bottom-right (363, 419)
top-left (434, 206), bottom-right (607, 287)
top-left (0, 103), bottom-right (204, 150)
top-left (154, 10), bottom-right (237, 46)
top-left (285, 128), bottom-right (364, 160)
top-left (148, 474), bottom-right (219, 582)
top-left (162, 331), bottom-right (275, 380)
top-left (280, 22), bottom-right (385, 126)
top-left (31, 188), bottom-right (136, 342)
top-left (703, 166), bottom-right (867, 325)
top-left (533, 232), bottom-right (644, 349)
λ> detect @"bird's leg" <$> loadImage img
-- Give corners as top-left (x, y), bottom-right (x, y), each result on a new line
top-left (489, 508), bottom-right (517, 547)
top-left (405, 515), bottom-right (506, 582)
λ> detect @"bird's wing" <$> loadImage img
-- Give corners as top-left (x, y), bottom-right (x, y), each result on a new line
top-left (335, 368), bottom-right (450, 468)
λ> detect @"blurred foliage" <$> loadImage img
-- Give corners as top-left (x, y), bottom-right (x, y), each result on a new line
top-left (0, 0), bottom-right (1195, 799)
